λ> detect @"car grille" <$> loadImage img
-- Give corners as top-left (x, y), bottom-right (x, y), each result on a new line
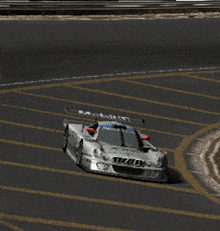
top-left (113, 157), bottom-right (145, 167)
top-left (112, 165), bottom-right (144, 176)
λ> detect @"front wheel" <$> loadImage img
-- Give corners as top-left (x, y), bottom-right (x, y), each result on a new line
top-left (76, 141), bottom-right (83, 165)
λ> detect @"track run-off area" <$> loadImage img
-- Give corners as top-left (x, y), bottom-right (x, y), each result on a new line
top-left (1, 67), bottom-right (220, 231)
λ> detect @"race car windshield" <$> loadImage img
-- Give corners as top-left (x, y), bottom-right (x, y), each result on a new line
top-left (97, 128), bottom-right (121, 146)
top-left (122, 130), bottom-right (139, 149)
top-left (97, 127), bottom-right (140, 149)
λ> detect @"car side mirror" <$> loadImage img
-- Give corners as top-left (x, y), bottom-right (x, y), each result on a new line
top-left (86, 128), bottom-right (97, 134)
top-left (141, 136), bottom-right (150, 140)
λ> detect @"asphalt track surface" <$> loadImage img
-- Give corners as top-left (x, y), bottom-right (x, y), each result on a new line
top-left (0, 18), bottom-right (220, 231)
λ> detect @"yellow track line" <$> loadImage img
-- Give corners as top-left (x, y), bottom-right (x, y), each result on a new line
top-left (184, 74), bottom-right (220, 83)
top-left (66, 85), bottom-right (220, 116)
top-left (189, 70), bottom-right (220, 74)
top-left (0, 220), bottom-right (24, 231)
top-left (1, 103), bottom-right (94, 122)
top-left (120, 70), bottom-right (220, 82)
top-left (14, 91), bottom-right (207, 126)
top-left (1, 104), bottom-right (186, 138)
top-left (133, 125), bottom-right (186, 137)
top-left (0, 82), bottom-right (67, 95)
top-left (0, 121), bottom-right (174, 152)
top-left (0, 120), bottom-right (62, 133)
top-left (174, 121), bottom-right (220, 206)
top-left (0, 73), bottom-right (182, 94)
top-left (0, 213), bottom-right (131, 231)
top-left (0, 119), bottom-right (176, 152)
top-left (1, 185), bottom-right (220, 220)
top-left (1, 70), bottom-right (220, 95)
top-left (0, 124), bottom-right (174, 152)
top-left (133, 127), bottom-right (187, 137)
top-left (123, 79), bottom-right (220, 101)
top-left (0, 139), bottom-right (61, 152)
top-left (118, 70), bottom-right (220, 81)
top-left (0, 137), bottom-right (173, 154)
top-left (0, 160), bottom-right (194, 193)
top-left (121, 70), bottom-right (220, 81)
top-left (0, 76), bottom-right (131, 94)
top-left (0, 75), bottom-right (157, 94)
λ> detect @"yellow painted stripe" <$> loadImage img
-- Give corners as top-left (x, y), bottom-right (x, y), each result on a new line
top-left (133, 125), bottom-right (186, 137)
top-left (0, 213), bottom-right (131, 231)
top-left (0, 120), bottom-right (174, 152)
top-left (0, 75), bottom-right (154, 95)
top-left (0, 160), bottom-right (195, 194)
top-left (1, 104), bottom-right (186, 138)
top-left (0, 77), bottom-right (129, 94)
top-left (0, 138), bottom-right (172, 160)
top-left (174, 121), bottom-right (220, 206)
top-left (0, 220), bottom-right (24, 231)
top-left (125, 70), bottom-right (220, 80)
top-left (65, 77), bottom-right (128, 85)
top-left (0, 139), bottom-right (61, 152)
top-left (120, 70), bottom-right (220, 81)
top-left (0, 73), bottom-right (177, 94)
top-left (1, 70), bottom-right (220, 95)
top-left (0, 82), bottom-right (67, 95)
top-left (14, 91), bottom-right (207, 126)
top-left (1, 185), bottom-right (220, 220)
top-left (124, 79), bottom-right (220, 101)
top-left (67, 85), bottom-right (220, 116)
top-left (0, 120), bottom-right (63, 133)
top-left (62, 73), bottom-right (180, 85)
top-left (1, 103), bottom-right (94, 122)
top-left (189, 70), bottom-right (220, 74)
top-left (185, 74), bottom-right (220, 83)
top-left (0, 120), bottom-right (176, 152)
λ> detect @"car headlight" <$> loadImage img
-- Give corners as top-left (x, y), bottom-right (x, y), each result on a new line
top-left (93, 149), bottom-right (103, 158)
top-left (156, 158), bottom-right (163, 168)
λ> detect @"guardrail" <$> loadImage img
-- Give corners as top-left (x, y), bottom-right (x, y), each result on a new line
top-left (0, 1), bottom-right (220, 14)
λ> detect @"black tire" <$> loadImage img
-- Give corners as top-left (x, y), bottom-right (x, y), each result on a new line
top-left (76, 141), bottom-right (83, 165)
top-left (62, 127), bottom-right (69, 153)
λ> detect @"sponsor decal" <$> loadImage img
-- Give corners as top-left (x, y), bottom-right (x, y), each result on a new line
top-left (101, 127), bottom-right (120, 131)
top-left (78, 110), bottom-right (130, 122)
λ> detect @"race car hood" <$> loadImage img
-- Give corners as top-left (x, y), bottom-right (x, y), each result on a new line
top-left (99, 141), bottom-right (166, 163)
top-left (100, 142), bottom-right (146, 159)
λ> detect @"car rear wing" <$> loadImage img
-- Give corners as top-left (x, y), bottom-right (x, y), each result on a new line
top-left (64, 107), bottom-right (145, 125)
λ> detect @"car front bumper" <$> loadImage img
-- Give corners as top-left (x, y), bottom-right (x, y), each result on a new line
top-left (80, 156), bottom-right (168, 182)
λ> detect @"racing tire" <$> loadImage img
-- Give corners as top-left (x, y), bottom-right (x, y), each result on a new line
top-left (76, 141), bottom-right (83, 165)
top-left (62, 127), bottom-right (69, 153)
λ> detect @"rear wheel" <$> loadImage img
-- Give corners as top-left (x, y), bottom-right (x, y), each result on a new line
top-left (76, 141), bottom-right (83, 165)
top-left (62, 127), bottom-right (69, 153)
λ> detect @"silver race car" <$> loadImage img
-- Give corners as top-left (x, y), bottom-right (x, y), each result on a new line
top-left (62, 108), bottom-right (168, 182)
